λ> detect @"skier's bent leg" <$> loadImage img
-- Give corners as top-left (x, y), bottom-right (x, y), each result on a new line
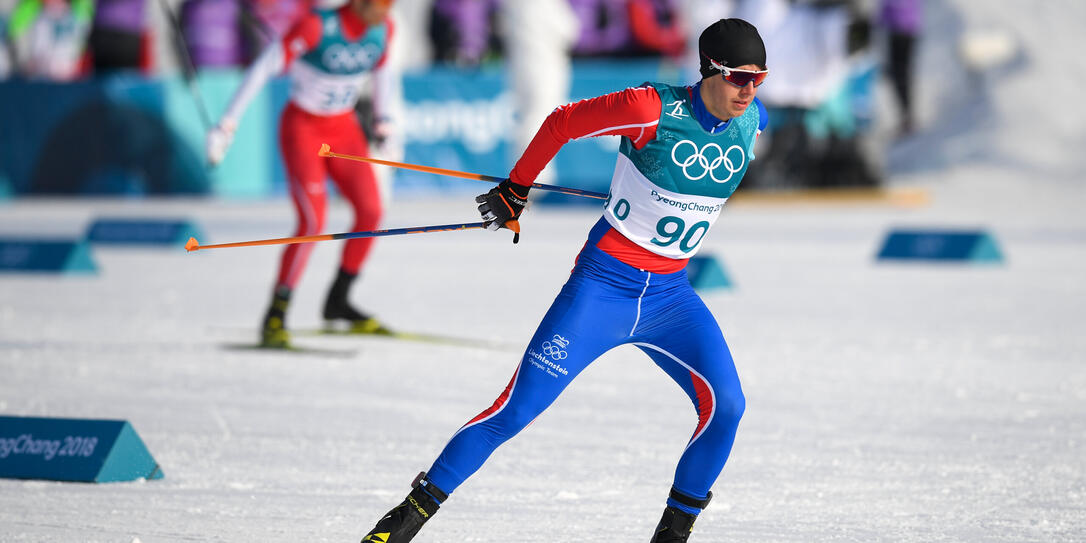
top-left (425, 278), bottom-right (627, 494)
top-left (360, 256), bottom-right (633, 542)
top-left (635, 295), bottom-right (745, 541)
top-left (635, 294), bottom-right (746, 504)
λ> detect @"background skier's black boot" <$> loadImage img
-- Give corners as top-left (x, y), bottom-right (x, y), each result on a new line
top-left (323, 268), bottom-right (390, 334)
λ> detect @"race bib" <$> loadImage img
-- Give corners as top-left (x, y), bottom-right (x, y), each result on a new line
top-left (603, 154), bottom-right (727, 259)
top-left (289, 62), bottom-right (368, 116)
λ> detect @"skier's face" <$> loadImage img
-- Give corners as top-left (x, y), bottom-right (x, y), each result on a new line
top-left (702, 63), bottom-right (762, 120)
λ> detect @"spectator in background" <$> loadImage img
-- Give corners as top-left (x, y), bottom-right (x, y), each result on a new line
top-left (0, 9), bottom-right (8, 77)
top-left (0, 0), bottom-right (16, 78)
top-left (678, 0), bottom-right (735, 79)
top-left (567, 0), bottom-right (625, 55)
top-left (568, 0), bottom-right (684, 58)
top-left (241, 0), bottom-right (311, 60)
top-left (381, 0), bottom-right (430, 69)
top-left (880, 0), bottom-right (920, 136)
top-left (88, 0), bottom-right (152, 73)
top-left (737, 0), bottom-right (878, 189)
top-left (428, 0), bottom-right (500, 66)
top-left (627, 0), bottom-right (685, 58)
top-left (180, 0), bottom-right (246, 68)
top-left (739, 0), bottom-right (850, 122)
top-left (6, 0), bottom-right (93, 80)
top-left (498, 0), bottom-right (578, 187)
top-left (178, 0), bottom-right (312, 70)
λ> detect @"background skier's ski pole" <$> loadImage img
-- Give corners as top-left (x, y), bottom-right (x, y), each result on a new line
top-left (185, 221), bottom-right (507, 252)
top-left (317, 144), bottom-right (608, 200)
top-left (156, 0), bottom-right (213, 131)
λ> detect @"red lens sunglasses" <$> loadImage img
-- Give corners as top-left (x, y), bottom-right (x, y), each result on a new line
top-left (704, 54), bottom-right (768, 88)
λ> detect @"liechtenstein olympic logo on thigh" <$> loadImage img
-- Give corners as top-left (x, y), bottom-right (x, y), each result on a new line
top-left (670, 140), bottom-right (745, 183)
top-left (541, 334), bottom-right (569, 360)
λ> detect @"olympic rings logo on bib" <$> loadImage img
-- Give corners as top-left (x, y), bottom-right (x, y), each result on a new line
top-left (670, 140), bottom-right (745, 183)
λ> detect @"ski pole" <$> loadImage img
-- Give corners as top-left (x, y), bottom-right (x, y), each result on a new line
top-left (317, 144), bottom-right (608, 200)
top-left (185, 221), bottom-right (506, 252)
top-left (156, 0), bottom-right (213, 131)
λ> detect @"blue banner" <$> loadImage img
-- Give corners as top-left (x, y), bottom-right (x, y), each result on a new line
top-left (0, 59), bottom-right (679, 199)
top-left (397, 59), bottom-right (676, 198)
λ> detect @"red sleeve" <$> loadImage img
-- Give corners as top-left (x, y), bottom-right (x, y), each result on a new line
top-left (280, 13), bottom-right (322, 66)
top-left (508, 86), bottom-right (663, 187)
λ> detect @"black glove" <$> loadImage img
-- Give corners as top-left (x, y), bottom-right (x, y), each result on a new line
top-left (476, 179), bottom-right (531, 243)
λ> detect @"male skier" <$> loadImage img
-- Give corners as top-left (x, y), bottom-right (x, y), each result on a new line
top-left (362, 18), bottom-right (769, 543)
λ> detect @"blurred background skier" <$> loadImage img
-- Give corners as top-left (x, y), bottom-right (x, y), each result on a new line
top-left (205, 0), bottom-right (397, 349)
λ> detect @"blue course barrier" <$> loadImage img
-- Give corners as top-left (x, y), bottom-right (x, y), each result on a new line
top-left (876, 228), bottom-right (1004, 263)
top-left (0, 239), bottom-right (97, 274)
top-left (686, 253), bottom-right (732, 292)
top-left (86, 218), bottom-right (203, 247)
top-left (0, 416), bottom-right (163, 483)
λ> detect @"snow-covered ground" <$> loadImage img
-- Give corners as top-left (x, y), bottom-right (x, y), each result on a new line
top-left (3, 0), bottom-right (1086, 541)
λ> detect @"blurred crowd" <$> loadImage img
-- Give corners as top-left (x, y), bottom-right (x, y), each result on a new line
top-left (0, 0), bottom-right (705, 79)
top-left (0, 0), bottom-right (922, 190)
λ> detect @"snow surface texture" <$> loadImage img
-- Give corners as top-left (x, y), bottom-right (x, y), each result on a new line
top-left (2, 0), bottom-right (1086, 541)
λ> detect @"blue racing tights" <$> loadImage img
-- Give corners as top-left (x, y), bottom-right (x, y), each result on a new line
top-left (425, 244), bottom-right (745, 509)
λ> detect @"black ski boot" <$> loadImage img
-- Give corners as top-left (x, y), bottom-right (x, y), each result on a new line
top-left (650, 488), bottom-right (712, 542)
top-left (323, 269), bottom-right (390, 334)
top-left (361, 473), bottom-right (447, 543)
top-left (260, 287), bottom-right (292, 348)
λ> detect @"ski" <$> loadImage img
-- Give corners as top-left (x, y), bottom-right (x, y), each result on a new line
top-left (219, 342), bottom-right (359, 358)
top-left (211, 326), bottom-right (520, 352)
top-left (296, 327), bottom-right (521, 351)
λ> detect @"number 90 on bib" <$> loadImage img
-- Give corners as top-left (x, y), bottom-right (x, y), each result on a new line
top-left (603, 186), bottom-right (727, 259)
